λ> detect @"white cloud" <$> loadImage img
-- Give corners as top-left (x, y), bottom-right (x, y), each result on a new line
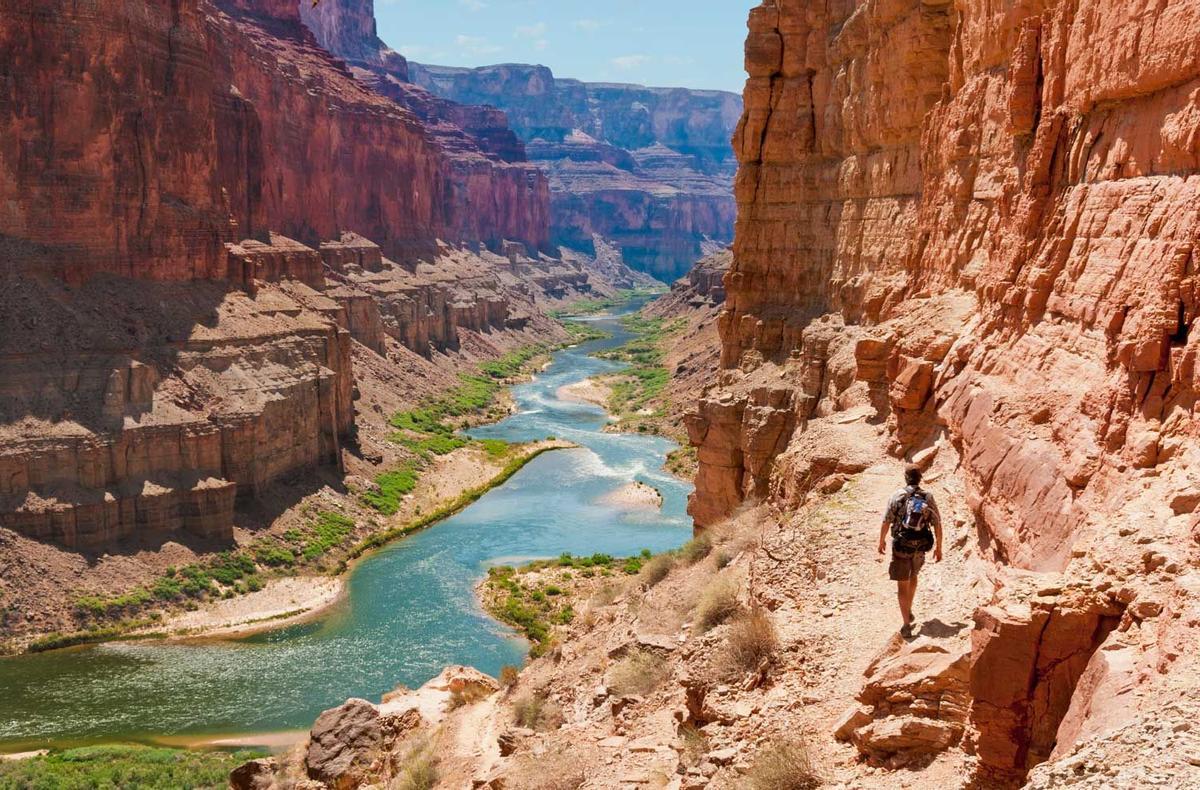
top-left (515, 22), bottom-right (547, 38)
top-left (458, 0), bottom-right (488, 11)
top-left (455, 34), bottom-right (503, 56)
top-left (534, 39), bottom-right (549, 51)
top-left (611, 54), bottom-right (651, 70)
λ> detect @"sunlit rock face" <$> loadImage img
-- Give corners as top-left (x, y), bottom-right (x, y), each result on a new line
top-left (408, 61), bottom-right (742, 282)
top-left (690, 0), bottom-right (1200, 784)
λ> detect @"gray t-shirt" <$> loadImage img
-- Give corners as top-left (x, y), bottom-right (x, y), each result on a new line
top-left (884, 486), bottom-right (941, 530)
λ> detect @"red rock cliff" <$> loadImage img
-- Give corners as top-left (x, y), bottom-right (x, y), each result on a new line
top-left (691, 0), bottom-right (1200, 783)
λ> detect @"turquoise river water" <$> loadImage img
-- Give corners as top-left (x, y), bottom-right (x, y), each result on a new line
top-left (0, 309), bottom-right (693, 752)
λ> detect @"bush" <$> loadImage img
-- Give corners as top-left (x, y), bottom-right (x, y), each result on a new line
top-left (480, 438), bottom-right (510, 459)
top-left (695, 578), bottom-right (741, 632)
top-left (302, 511), bottom-right (356, 560)
top-left (640, 553), bottom-right (675, 587)
top-left (448, 683), bottom-right (493, 710)
top-left (395, 742), bottom-right (439, 790)
top-left (609, 650), bottom-right (669, 697)
top-left (747, 739), bottom-right (821, 790)
top-left (362, 467), bottom-right (418, 515)
top-left (254, 543), bottom-right (296, 568)
top-left (499, 665), bottom-right (521, 690)
top-left (679, 533), bottom-right (713, 564)
top-left (726, 607), bottom-right (779, 673)
top-left (714, 549), bottom-right (735, 569)
top-left (513, 692), bottom-right (561, 731)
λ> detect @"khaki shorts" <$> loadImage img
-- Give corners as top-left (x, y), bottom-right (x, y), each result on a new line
top-left (889, 550), bottom-right (926, 581)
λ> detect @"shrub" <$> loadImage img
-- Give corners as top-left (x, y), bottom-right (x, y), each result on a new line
top-left (726, 607), bottom-right (779, 673)
top-left (448, 683), bottom-right (493, 710)
top-left (499, 665), bottom-right (521, 690)
top-left (513, 692), bottom-right (561, 731)
top-left (395, 741), bottom-right (439, 790)
top-left (678, 723), bottom-right (709, 766)
top-left (609, 650), bottom-right (669, 697)
top-left (362, 467), bottom-right (418, 515)
top-left (640, 553), bottom-right (675, 587)
top-left (747, 739), bottom-right (821, 790)
top-left (254, 543), bottom-right (296, 568)
top-left (695, 578), bottom-right (741, 632)
top-left (714, 549), bottom-right (734, 569)
top-left (679, 533), bottom-right (713, 564)
top-left (301, 511), bottom-right (355, 560)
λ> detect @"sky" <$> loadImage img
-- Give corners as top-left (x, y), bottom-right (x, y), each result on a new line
top-left (375, 0), bottom-right (757, 94)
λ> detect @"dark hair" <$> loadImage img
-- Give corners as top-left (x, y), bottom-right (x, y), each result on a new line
top-left (904, 464), bottom-right (922, 486)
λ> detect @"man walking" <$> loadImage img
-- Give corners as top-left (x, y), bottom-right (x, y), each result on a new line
top-left (878, 464), bottom-right (943, 637)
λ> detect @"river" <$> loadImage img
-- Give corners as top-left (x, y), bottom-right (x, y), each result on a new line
top-left (0, 308), bottom-right (693, 751)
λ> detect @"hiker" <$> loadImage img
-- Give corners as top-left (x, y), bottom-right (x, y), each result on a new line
top-left (877, 464), bottom-right (943, 638)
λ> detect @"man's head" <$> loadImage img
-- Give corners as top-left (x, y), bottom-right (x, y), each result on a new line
top-left (904, 464), bottom-right (922, 487)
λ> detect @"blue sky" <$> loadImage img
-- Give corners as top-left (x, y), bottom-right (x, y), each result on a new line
top-left (375, 0), bottom-right (756, 93)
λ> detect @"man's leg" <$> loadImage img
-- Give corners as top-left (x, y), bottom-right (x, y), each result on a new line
top-left (896, 579), bottom-right (913, 625)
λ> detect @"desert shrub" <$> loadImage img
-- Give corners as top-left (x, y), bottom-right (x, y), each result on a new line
top-left (678, 723), bottom-right (709, 766)
top-left (513, 692), bottom-right (562, 731)
top-left (448, 683), bottom-right (493, 710)
top-left (747, 739), bottom-right (821, 790)
top-left (590, 583), bottom-right (622, 608)
top-left (395, 741), bottom-right (439, 790)
top-left (499, 665), bottom-right (521, 690)
top-left (609, 650), bottom-right (669, 697)
top-left (679, 533), bottom-right (713, 564)
top-left (714, 548), bottom-right (734, 569)
top-left (725, 607), bottom-right (779, 673)
top-left (253, 542), bottom-right (296, 568)
top-left (695, 577), bottom-right (741, 632)
top-left (640, 553), bottom-right (675, 587)
top-left (362, 467), bottom-right (418, 515)
top-left (301, 511), bottom-right (355, 560)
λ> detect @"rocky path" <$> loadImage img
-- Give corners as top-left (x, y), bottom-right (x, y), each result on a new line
top-left (754, 452), bottom-right (982, 787)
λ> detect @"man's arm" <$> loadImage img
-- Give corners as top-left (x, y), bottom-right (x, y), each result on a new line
top-left (878, 520), bottom-right (890, 554)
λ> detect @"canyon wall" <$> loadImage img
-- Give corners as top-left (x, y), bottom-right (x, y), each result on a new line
top-left (408, 61), bottom-right (742, 281)
top-left (0, 0), bottom-right (584, 554)
top-left (690, 0), bottom-right (1200, 783)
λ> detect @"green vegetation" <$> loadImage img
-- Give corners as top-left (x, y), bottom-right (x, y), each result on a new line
top-left (482, 549), bottom-right (656, 657)
top-left (366, 345), bottom-right (549, 517)
top-left (549, 286), bottom-right (665, 319)
top-left (0, 745), bottom-right (265, 790)
top-left (561, 321), bottom-right (610, 343)
top-left (301, 512), bottom-right (356, 561)
top-left (595, 316), bottom-right (685, 423)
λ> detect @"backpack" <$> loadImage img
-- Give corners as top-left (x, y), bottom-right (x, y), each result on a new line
top-left (891, 486), bottom-right (935, 553)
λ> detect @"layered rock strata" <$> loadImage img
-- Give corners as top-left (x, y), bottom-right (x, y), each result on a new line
top-left (688, 0), bottom-right (1200, 783)
top-left (408, 62), bottom-right (742, 281)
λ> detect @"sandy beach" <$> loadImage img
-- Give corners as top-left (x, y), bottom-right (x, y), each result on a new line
top-left (158, 576), bottom-right (345, 641)
top-left (555, 377), bottom-right (611, 407)
top-left (596, 480), bottom-right (664, 510)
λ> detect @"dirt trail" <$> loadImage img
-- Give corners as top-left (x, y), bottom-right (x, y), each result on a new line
top-left (753, 450), bottom-right (982, 786)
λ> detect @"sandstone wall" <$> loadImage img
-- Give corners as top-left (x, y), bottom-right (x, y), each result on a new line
top-left (692, 0), bottom-right (1200, 782)
top-left (408, 61), bottom-right (742, 281)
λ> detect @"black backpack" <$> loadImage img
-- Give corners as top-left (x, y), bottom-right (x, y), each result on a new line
top-left (892, 486), bottom-right (934, 552)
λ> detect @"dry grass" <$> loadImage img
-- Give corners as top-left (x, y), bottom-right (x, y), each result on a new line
top-left (640, 553), bottom-right (675, 587)
top-left (448, 682), bottom-right (493, 710)
top-left (747, 738), bottom-right (821, 789)
top-left (714, 548), bottom-right (734, 569)
top-left (513, 691), bottom-right (563, 731)
top-left (395, 740), bottom-right (439, 790)
top-left (590, 582), bottom-right (622, 608)
top-left (499, 665), bottom-right (520, 690)
top-left (609, 649), bottom-right (669, 697)
top-left (678, 723), bottom-right (709, 766)
top-left (695, 577), bottom-right (741, 632)
top-left (724, 606), bottom-right (779, 673)
top-left (679, 533), bottom-right (713, 564)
